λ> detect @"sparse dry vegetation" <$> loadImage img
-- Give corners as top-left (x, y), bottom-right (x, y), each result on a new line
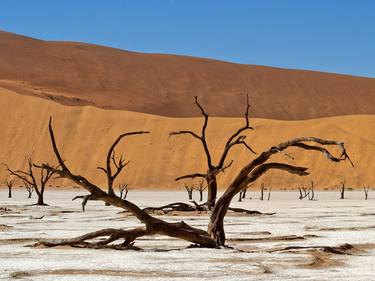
top-left (4, 157), bottom-right (58, 205)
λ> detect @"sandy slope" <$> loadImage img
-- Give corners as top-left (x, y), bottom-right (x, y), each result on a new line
top-left (1, 30), bottom-right (375, 119)
top-left (0, 86), bottom-right (374, 189)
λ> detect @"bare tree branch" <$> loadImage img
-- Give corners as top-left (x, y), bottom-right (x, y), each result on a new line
top-left (169, 130), bottom-right (201, 140)
top-left (102, 130), bottom-right (149, 196)
top-left (175, 173), bottom-right (207, 181)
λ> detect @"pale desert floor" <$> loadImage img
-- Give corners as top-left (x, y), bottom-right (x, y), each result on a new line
top-left (1, 189), bottom-right (375, 281)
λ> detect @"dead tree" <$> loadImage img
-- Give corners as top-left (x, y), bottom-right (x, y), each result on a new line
top-left (170, 95), bottom-right (255, 209)
top-left (267, 187), bottom-right (272, 201)
top-left (239, 184), bottom-right (253, 201)
top-left (241, 188), bottom-right (247, 199)
top-left (118, 184), bottom-right (130, 199)
top-left (98, 131), bottom-right (149, 205)
top-left (207, 137), bottom-right (353, 245)
top-left (23, 181), bottom-right (34, 198)
top-left (184, 184), bottom-right (194, 200)
top-left (3, 158), bottom-right (57, 205)
top-left (298, 186), bottom-right (309, 199)
top-left (260, 183), bottom-right (266, 200)
top-left (308, 181), bottom-right (315, 200)
top-left (363, 186), bottom-right (370, 200)
top-left (339, 181), bottom-right (346, 199)
top-left (5, 179), bottom-right (15, 198)
top-left (194, 180), bottom-right (207, 202)
top-left (38, 119), bottom-right (352, 248)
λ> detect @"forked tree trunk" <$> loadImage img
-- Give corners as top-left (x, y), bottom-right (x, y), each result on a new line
top-left (363, 187), bottom-right (369, 200)
top-left (36, 193), bottom-right (45, 205)
top-left (184, 185), bottom-right (194, 200)
top-left (35, 184), bottom-right (47, 206)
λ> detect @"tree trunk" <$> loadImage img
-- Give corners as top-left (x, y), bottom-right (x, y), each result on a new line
top-left (260, 184), bottom-right (264, 201)
top-left (36, 193), bottom-right (45, 205)
top-left (207, 184), bottom-right (240, 245)
top-left (206, 176), bottom-right (217, 208)
top-left (242, 189), bottom-right (247, 199)
top-left (340, 186), bottom-right (345, 199)
top-left (238, 191), bottom-right (242, 202)
top-left (199, 190), bottom-right (203, 202)
top-left (105, 179), bottom-right (115, 206)
top-left (8, 187), bottom-right (12, 198)
top-left (207, 195), bottom-right (231, 246)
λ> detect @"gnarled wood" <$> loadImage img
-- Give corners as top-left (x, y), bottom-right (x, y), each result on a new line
top-left (40, 118), bottom-right (217, 249)
top-left (171, 95), bottom-right (255, 208)
top-left (208, 137), bottom-right (352, 245)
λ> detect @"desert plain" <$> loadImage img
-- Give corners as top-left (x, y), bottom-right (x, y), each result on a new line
top-left (1, 189), bottom-right (375, 281)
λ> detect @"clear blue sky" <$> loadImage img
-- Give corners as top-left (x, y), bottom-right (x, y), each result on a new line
top-left (1, 0), bottom-right (375, 77)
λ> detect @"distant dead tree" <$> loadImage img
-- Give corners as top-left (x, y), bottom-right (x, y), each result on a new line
top-left (298, 186), bottom-right (309, 200)
top-left (118, 183), bottom-right (130, 199)
top-left (3, 157), bottom-right (58, 205)
top-left (241, 187), bottom-right (248, 199)
top-left (23, 181), bottom-right (34, 198)
top-left (184, 184), bottom-right (194, 200)
top-left (363, 186), bottom-right (370, 200)
top-left (5, 179), bottom-right (15, 198)
top-left (170, 95), bottom-right (255, 209)
top-left (98, 131), bottom-right (149, 205)
top-left (194, 180), bottom-right (207, 202)
top-left (308, 181), bottom-right (315, 200)
top-left (238, 184), bottom-right (252, 202)
top-left (339, 181), bottom-right (346, 199)
top-left (238, 187), bottom-right (245, 202)
top-left (36, 118), bottom-right (352, 248)
top-left (260, 183), bottom-right (266, 201)
top-left (267, 187), bottom-right (272, 201)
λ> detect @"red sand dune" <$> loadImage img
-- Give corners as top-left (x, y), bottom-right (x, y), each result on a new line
top-left (1, 30), bottom-right (375, 119)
